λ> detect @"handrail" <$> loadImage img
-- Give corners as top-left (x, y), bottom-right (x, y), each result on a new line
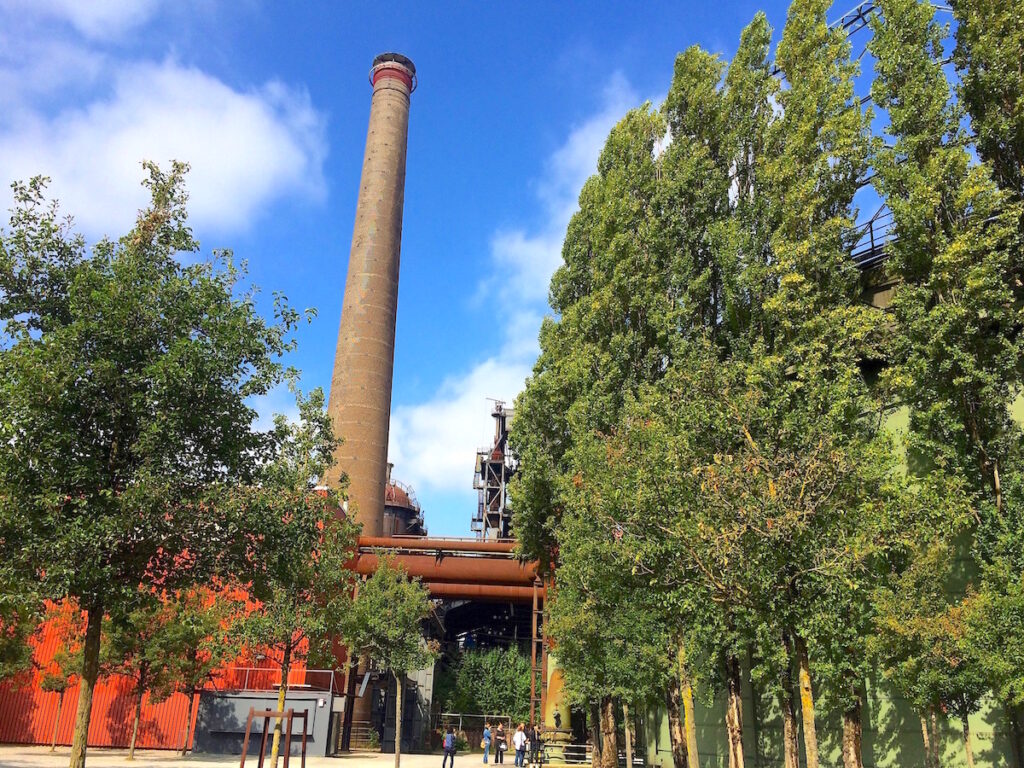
top-left (213, 666), bottom-right (343, 695)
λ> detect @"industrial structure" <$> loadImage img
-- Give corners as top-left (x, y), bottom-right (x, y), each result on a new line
top-left (383, 464), bottom-right (427, 537)
top-left (319, 51), bottom-right (556, 757)
top-left (472, 401), bottom-right (517, 540)
top-left (324, 52), bottom-right (417, 537)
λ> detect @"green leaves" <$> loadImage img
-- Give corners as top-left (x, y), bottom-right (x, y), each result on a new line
top-left (342, 556), bottom-right (438, 678)
top-left (436, 647), bottom-right (532, 723)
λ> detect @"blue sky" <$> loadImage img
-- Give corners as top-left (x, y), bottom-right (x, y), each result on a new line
top-left (0, 0), bottom-right (816, 536)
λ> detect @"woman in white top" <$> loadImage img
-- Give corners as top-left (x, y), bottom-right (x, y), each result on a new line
top-left (512, 724), bottom-right (528, 768)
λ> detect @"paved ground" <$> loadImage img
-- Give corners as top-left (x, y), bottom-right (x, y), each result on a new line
top-left (0, 747), bottom-right (455, 768)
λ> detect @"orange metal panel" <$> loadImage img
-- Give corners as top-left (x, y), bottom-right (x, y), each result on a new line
top-left (0, 616), bottom-right (200, 750)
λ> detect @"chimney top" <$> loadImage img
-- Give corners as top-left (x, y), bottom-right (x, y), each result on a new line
top-left (373, 52), bottom-right (415, 74)
top-left (370, 53), bottom-right (417, 92)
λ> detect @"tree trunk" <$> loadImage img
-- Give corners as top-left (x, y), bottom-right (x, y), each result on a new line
top-left (69, 603), bottom-right (103, 768)
top-left (394, 672), bottom-right (404, 768)
top-left (181, 690), bottom-right (196, 756)
top-left (622, 701), bottom-right (633, 768)
top-left (920, 706), bottom-right (941, 768)
top-left (778, 653), bottom-right (799, 768)
top-left (600, 695), bottom-right (618, 768)
top-left (1007, 704), bottom-right (1024, 768)
top-left (590, 702), bottom-right (602, 768)
top-left (128, 663), bottom-right (147, 760)
top-left (50, 689), bottom-right (64, 751)
top-left (921, 715), bottom-right (934, 768)
top-left (665, 680), bottom-right (688, 768)
top-left (270, 647), bottom-right (292, 768)
top-left (795, 636), bottom-right (819, 768)
top-left (842, 693), bottom-right (863, 768)
top-left (962, 717), bottom-right (976, 768)
top-left (748, 662), bottom-right (761, 768)
top-left (680, 673), bottom-right (699, 768)
top-left (128, 684), bottom-right (144, 760)
top-left (725, 656), bottom-right (745, 768)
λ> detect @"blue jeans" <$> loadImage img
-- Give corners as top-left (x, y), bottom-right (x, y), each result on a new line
top-left (515, 749), bottom-right (525, 767)
top-left (483, 742), bottom-right (491, 763)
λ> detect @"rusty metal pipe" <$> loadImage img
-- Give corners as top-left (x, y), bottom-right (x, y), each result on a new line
top-left (351, 552), bottom-right (538, 585)
top-left (357, 536), bottom-right (517, 554)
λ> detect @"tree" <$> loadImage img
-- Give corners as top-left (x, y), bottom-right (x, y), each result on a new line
top-left (229, 387), bottom-right (358, 768)
top-left (872, 538), bottom-right (988, 768)
top-left (543, 494), bottom-right (671, 768)
top-left (148, 588), bottom-right (231, 755)
top-left (0, 164), bottom-right (316, 768)
top-left (952, 0), bottom-right (1024, 200)
top-left (41, 651), bottom-right (79, 752)
top-left (343, 557), bottom-right (438, 768)
top-left (437, 647), bottom-right (532, 724)
top-left (871, 1), bottom-right (1024, 763)
top-left (38, 605), bottom-right (85, 753)
top-left (102, 597), bottom-right (178, 760)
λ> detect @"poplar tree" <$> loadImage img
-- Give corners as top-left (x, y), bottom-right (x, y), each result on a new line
top-left (511, 102), bottom-right (669, 572)
top-left (544, 479), bottom-right (671, 768)
top-left (741, 1), bottom-right (881, 764)
top-left (870, 1), bottom-right (1024, 763)
top-left (952, 0), bottom-right (1024, 200)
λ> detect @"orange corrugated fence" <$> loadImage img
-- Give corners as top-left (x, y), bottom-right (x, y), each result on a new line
top-left (0, 616), bottom-right (199, 750)
top-left (0, 607), bottom-right (333, 749)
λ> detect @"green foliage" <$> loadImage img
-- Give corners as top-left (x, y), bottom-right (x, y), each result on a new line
top-left (870, 0), bottom-right (1024, 729)
top-left (342, 556), bottom-right (438, 678)
top-left (437, 647), bottom-right (532, 722)
top-left (0, 162), bottom-right (328, 762)
top-left (0, 570), bottom-right (38, 679)
top-left (228, 387), bottom-right (359, 674)
top-left (512, 4), bottom-right (894, 746)
top-left (952, 0), bottom-right (1024, 199)
top-left (871, 541), bottom-right (989, 721)
top-left (101, 594), bottom-right (179, 705)
top-left (147, 588), bottom-right (231, 701)
top-left (0, 162), bottom-right (317, 616)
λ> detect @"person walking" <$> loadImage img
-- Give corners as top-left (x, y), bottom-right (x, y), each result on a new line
top-left (494, 723), bottom-right (506, 764)
top-left (513, 724), bottom-right (527, 767)
top-left (482, 723), bottom-right (492, 764)
top-left (443, 725), bottom-right (457, 768)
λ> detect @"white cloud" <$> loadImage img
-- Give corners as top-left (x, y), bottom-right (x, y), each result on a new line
top-left (389, 358), bottom-right (533, 495)
top-left (389, 74), bottom-right (640, 506)
top-left (0, 59), bottom-right (326, 239)
top-left (2, 0), bottom-right (162, 40)
top-left (488, 73), bottom-right (641, 309)
top-left (0, 3), bottom-right (327, 240)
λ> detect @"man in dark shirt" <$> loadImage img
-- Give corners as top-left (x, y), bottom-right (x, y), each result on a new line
top-left (528, 724), bottom-right (542, 765)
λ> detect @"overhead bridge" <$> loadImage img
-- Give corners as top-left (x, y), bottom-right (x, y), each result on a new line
top-left (353, 535), bottom-right (545, 602)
